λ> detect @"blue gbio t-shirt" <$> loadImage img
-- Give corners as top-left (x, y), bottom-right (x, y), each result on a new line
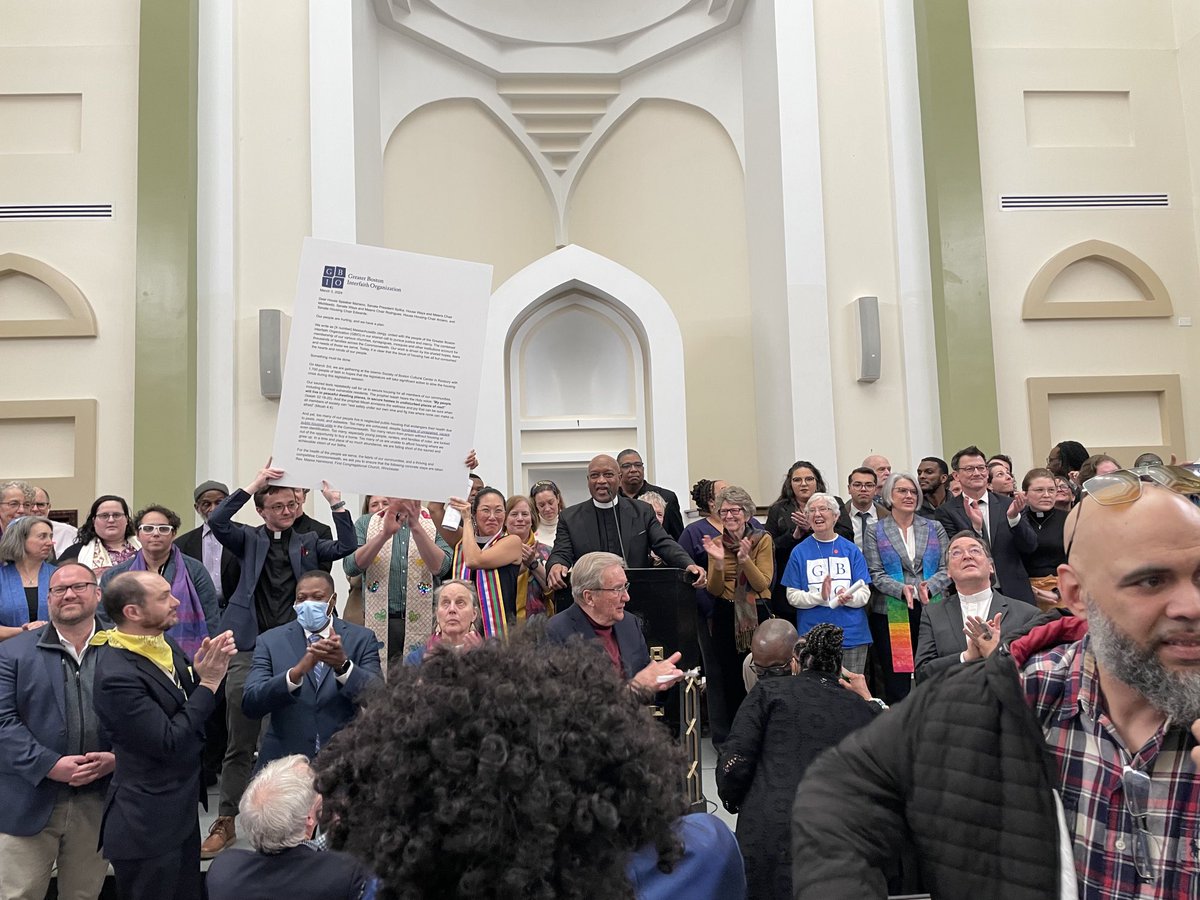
top-left (780, 535), bottom-right (872, 647)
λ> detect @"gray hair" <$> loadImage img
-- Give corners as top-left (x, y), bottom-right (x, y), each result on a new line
top-left (433, 578), bottom-right (479, 612)
top-left (239, 755), bottom-right (318, 853)
top-left (639, 491), bottom-right (666, 514)
top-left (881, 472), bottom-right (924, 512)
top-left (713, 485), bottom-right (755, 518)
top-left (0, 480), bottom-right (34, 501)
top-left (0, 515), bottom-right (53, 564)
top-left (803, 492), bottom-right (840, 516)
top-left (570, 551), bottom-right (626, 602)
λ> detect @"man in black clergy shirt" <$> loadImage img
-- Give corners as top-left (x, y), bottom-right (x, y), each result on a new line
top-left (617, 448), bottom-right (685, 538)
top-left (547, 454), bottom-right (706, 609)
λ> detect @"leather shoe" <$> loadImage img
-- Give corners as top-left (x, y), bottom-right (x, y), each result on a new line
top-left (201, 815), bottom-right (236, 859)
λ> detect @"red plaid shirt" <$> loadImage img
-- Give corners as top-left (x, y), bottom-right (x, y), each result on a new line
top-left (1022, 634), bottom-right (1200, 898)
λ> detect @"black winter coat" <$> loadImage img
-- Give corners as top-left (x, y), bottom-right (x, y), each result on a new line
top-left (717, 671), bottom-right (877, 900)
top-left (792, 619), bottom-right (1067, 899)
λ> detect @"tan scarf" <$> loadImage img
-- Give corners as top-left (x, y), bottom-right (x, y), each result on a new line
top-left (724, 529), bottom-right (768, 652)
top-left (515, 532), bottom-right (553, 620)
top-left (363, 509), bottom-right (439, 670)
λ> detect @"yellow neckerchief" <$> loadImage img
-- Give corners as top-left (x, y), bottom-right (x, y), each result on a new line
top-left (90, 629), bottom-right (176, 680)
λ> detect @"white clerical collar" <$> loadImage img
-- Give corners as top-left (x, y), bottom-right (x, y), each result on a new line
top-left (592, 498), bottom-right (618, 509)
top-left (958, 586), bottom-right (993, 607)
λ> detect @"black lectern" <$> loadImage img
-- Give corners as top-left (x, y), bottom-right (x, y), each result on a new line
top-left (622, 567), bottom-right (700, 670)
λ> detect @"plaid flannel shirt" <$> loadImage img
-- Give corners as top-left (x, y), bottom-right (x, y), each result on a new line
top-left (1022, 634), bottom-right (1200, 898)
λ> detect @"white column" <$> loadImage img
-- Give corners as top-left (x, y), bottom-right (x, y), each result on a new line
top-left (742, 0), bottom-right (840, 486)
top-left (196, 0), bottom-right (237, 505)
top-left (882, 0), bottom-right (942, 461)
top-left (309, 0), bottom-right (358, 241)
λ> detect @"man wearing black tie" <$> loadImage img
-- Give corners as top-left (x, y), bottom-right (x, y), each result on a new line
top-left (934, 445), bottom-right (1038, 605)
top-left (838, 467), bottom-right (886, 550)
top-left (547, 454), bottom-right (705, 609)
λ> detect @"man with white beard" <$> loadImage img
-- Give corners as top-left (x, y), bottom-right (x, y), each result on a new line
top-left (793, 465), bottom-right (1200, 899)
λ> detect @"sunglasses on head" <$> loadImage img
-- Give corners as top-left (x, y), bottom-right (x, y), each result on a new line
top-left (1065, 465), bottom-right (1200, 561)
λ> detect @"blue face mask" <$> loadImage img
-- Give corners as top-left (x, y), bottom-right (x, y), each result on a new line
top-left (295, 600), bottom-right (331, 633)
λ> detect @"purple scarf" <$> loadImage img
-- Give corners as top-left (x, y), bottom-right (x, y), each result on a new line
top-left (129, 545), bottom-right (208, 660)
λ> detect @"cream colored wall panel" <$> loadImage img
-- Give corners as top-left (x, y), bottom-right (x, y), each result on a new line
top-left (972, 39), bottom-right (1200, 470)
top-left (1028, 374), bottom-right (1185, 463)
top-left (1048, 391), bottom-right (1163, 447)
top-left (0, 93), bottom-right (81, 154)
top-left (0, 28), bottom-right (139, 502)
top-left (969, 1), bottom-right (1175, 50)
top-left (1023, 90), bottom-right (1131, 148)
top-left (381, 99), bottom-right (556, 290)
top-left (0, 417), bottom-right (76, 477)
top-left (519, 428), bottom-right (638, 455)
top-left (566, 100), bottom-right (759, 498)
top-left (813, 0), bottom-right (913, 474)
top-left (0, 398), bottom-right (98, 516)
top-left (0, 1), bottom-right (140, 45)
top-left (232, 0), bottom-right (312, 509)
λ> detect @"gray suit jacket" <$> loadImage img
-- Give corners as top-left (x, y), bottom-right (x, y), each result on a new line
top-left (862, 516), bottom-right (952, 615)
top-left (914, 590), bottom-right (1041, 683)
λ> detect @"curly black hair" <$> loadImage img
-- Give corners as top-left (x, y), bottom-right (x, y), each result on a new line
top-left (797, 623), bottom-right (843, 674)
top-left (314, 629), bottom-right (687, 900)
top-left (690, 479), bottom-right (716, 515)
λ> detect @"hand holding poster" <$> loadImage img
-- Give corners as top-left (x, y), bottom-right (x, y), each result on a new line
top-left (271, 238), bottom-right (492, 501)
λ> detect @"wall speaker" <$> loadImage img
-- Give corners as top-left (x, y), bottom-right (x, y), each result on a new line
top-left (259, 309), bottom-right (292, 400)
top-left (855, 296), bottom-right (881, 383)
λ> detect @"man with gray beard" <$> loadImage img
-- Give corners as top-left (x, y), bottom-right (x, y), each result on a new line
top-left (792, 465), bottom-right (1200, 899)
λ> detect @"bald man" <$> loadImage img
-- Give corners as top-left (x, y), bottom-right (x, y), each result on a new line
top-left (862, 455), bottom-right (891, 501)
top-left (793, 468), bottom-right (1200, 897)
top-left (742, 618), bottom-right (800, 691)
top-left (547, 454), bottom-right (705, 609)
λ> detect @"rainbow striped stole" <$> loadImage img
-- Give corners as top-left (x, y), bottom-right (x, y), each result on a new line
top-left (876, 523), bottom-right (943, 673)
top-left (452, 537), bottom-right (509, 640)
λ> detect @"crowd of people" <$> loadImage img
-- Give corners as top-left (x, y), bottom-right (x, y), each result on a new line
top-left (0, 436), bottom-right (1198, 899)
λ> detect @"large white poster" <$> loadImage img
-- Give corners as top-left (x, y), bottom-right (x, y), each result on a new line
top-left (271, 238), bottom-right (493, 501)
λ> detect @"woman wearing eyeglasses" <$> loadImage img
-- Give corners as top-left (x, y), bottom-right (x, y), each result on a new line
top-left (1020, 467), bottom-right (1069, 611)
top-left (717, 623), bottom-right (879, 900)
top-left (448, 488), bottom-right (522, 639)
top-left (701, 485), bottom-right (774, 732)
top-left (99, 505), bottom-right (220, 660)
top-left (863, 473), bottom-right (951, 704)
top-left (0, 515), bottom-right (57, 642)
top-left (58, 495), bottom-right (141, 580)
top-left (765, 462), bottom-right (852, 620)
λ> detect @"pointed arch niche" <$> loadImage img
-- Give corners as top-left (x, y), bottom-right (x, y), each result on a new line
top-left (1021, 240), bottom-right (1173, 320)
top-left (476, 245), bottom-right (688, 505)
top-left (0, 253), bottom-right (98, 338)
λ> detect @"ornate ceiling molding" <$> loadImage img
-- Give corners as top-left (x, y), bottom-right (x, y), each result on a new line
top-left (373, 0), bottom-right (746, 75)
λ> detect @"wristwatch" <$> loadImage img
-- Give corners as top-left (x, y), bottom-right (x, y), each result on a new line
top-left (334, 658), bottom-right (352, 676)
top-left (329, 501), bottom-right (347, 512)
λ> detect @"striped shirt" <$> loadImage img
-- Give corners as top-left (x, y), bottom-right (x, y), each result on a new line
top-left (1022, 635), bottom-right (1200, 898)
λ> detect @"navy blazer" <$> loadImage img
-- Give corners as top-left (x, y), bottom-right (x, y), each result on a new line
top-left (914, 590), bottom-right (1042, 684)
top-left (545, 603), bottom-right (650, 680)
top-left (207, 488), bottom-right (358, 650)
top-left (934, 492), bottom-right (1038, 605)
top-left (93, 638), bottom-right (215, 860)
top-left (0, 622), bottom-right (111, 836)
top-left (207, 844), bottom-right (372, 900)
top-left (241, 618), bottom-right (382, 767)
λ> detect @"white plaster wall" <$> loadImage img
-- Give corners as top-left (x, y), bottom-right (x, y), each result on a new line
top-left (231, 1), bottom-right (312, 511)
top-left (970, 0), bottom-right (1200, 471)
top-left (567, 100), bottom-right (760, 501)
top-left (0, 2), bottom-right (140, 512)
top-left (812, 0), bottom-right (916, 479)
